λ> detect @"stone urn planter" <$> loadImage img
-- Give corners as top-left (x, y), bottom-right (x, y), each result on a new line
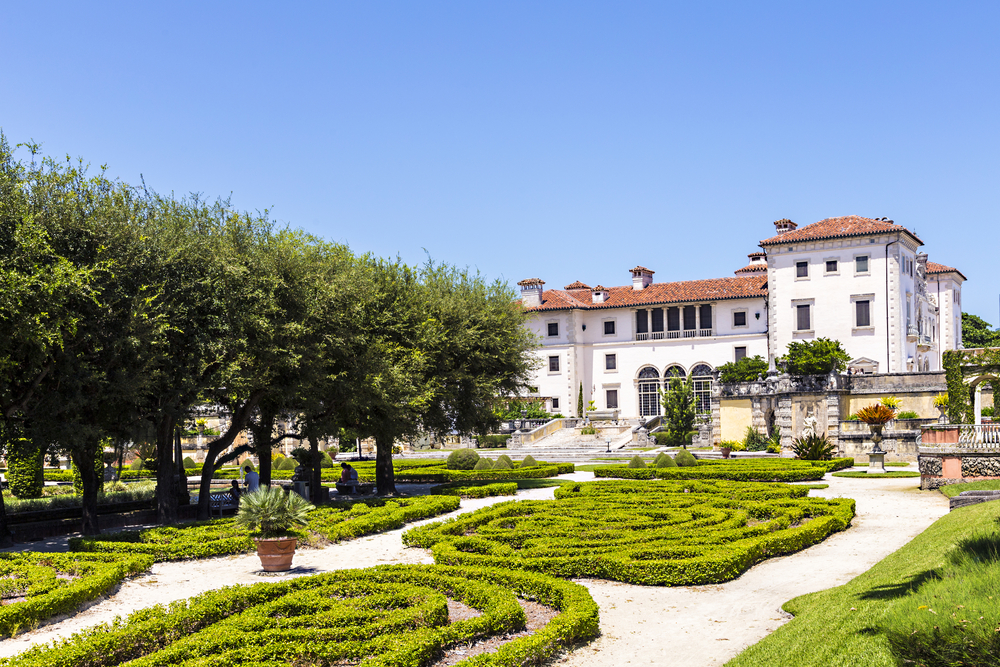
top-left (253, 536), bottom-right (298, 572)
top-left (720, 446), bottom-right (732, 459)
top-left (235, 486), bottom-right (315, 572)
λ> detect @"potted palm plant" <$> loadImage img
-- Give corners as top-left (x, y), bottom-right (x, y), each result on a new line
top-left (235, 486), bottom-right (314, 571)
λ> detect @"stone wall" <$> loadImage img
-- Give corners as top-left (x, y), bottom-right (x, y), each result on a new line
top-left (918, 451), bottom-right (1000, 489)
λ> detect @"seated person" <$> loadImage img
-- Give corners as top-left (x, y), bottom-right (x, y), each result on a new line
top-left (340, 462), bottom-right (358, 483)
top-left (230, 479), bottom-right (242, 502)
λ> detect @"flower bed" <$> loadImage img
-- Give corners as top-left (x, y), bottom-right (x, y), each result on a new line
top-left (593, 458), bottom-right (853, 483)
top-left (0, 552), bottom-right (153, 637)
top-left (3, 564), bottom-right (599, 667)
top-left (404, 480), bottom-right (855, 586)
top-left (69, 495), bottom-right (460, 561)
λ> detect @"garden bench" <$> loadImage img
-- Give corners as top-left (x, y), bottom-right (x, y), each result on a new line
top-left (209, 491), bottom-right (239, 517)
top-left (335, 481), bottom-right (375, 496)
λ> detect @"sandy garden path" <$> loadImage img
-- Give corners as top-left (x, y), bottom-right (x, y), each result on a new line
top-left (0, 469), bottom-right (948, 667)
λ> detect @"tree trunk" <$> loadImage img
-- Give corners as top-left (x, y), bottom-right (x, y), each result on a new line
top-left (74, 447), bottom-right (101, 536)
top-left (309, 434), bottom-right (324, 505)
top-left (375, 433), bottom-right (396, 495)
top-left (196, 392), bottom-right (265, 520)
top-left (0, 484), bottom-right (13, 547)
top-left (250, 407), bottom-right (276, 488)
top-left (155, 414), bottom-right (178, 525)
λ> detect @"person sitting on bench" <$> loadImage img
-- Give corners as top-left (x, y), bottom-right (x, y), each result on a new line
top-left (340, 462), bottom-right (358, 484)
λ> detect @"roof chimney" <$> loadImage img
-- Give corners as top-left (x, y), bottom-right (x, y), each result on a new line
top-left (773, 219), bottom-right (798, 235)
top-left (629, 266), bottom-right (654, 291)
top-left (517, 278), bottom-right (545, 308)
top-left (591, 285), bottom-right (608, 304)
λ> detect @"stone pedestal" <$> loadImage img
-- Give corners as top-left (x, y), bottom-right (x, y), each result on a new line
top-left (868, 451), bottom-right (886, 474)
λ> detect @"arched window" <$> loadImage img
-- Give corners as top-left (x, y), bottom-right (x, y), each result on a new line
top-left (637, 366), bottom-right (661, 417)
top-left (664, 365), bottom-right (685, 378)
top-left (691, 364), bottom-right (713, 414)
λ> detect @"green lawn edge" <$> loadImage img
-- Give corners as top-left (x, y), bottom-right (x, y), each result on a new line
top-left (938, 479), bottom-right (1000, 498)
top-left (724, 500), bottom-right (1000, 667)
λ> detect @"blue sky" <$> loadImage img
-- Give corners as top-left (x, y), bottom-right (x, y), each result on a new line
top-left (2, 2), bottom-right (997, 325)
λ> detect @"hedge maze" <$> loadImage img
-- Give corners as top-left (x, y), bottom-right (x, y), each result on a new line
top-left (404, 480), bottom-right (855, 586)
top-left (0, 552), bottom-right (153, 637)
top-left (3, 564), bottom-right (600, 667)
top-left (593, 457), bottom-right (854, 483)
top-left (69, 495), bottom-right (460, 561)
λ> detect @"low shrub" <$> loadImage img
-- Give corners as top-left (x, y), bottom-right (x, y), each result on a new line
top-left (496, 454), bottom-right (514, 468)
top-left (627, 456), bottom-right (647, 469)
top-left (674, 449), bottom-right (698, 467)
top-left (742, 426), bottom-right (769, 452)
top-left (580, 426), bottom-right (598, 435)
top-left (446, 448), bottom-right (480, 470)
top-left (182, 457), bottom-right (197, 469)
top-left (791, 433), bottom-right (836, 461)
top-left (520, 455), bottom-right (539, 468)
top-left (831, 471), bottom-right (920, 478)
top-left (128, 458), bottom-right (143, 471)
top-left (276, 457), bottom-right (297, 471)
top-left (1, 564), bottom-right (599, 667)
top-left (473, 458), bottom-right (494, 471)
top-left (493, 457), bottom-right (512, 470)
top-left (404, 480), bottom-right (854, 586)
top-left (318, 451), bottom-right (335, 468)
top-left (474, 434), bottom-right (511, 448)
top-left (429, 482), bottom-right (518, 498)
top-left (720, 439), bottom-right (745, 452)
top-left (593, 458), bottom-right (854, 483)
top-left (654, 453), bottom-right (677, 468)
top-left (0, 552), bottom-right (152, 637)
top-left (896, 410), bottom-right (920, 419)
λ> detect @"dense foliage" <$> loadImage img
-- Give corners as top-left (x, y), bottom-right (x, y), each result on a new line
top-left (790, 433), bottom-right (837, 460)
top-left (659, 375), bottom-right (698, 446)
top-left (0, 552), bottom-right (152, 637)
top-left (718, 355), bottom-right (768, 383)
top-left (234, 487), bottom-right (314, 538)
top-left (1, 564), bottom-right (599, 667)
top-left (781, 338), bottom-right (851, 376)
top-left (404, 480), bottom-right (854, 586)
top-left (593, 457), bottom-right (853, 483)
top-left (961, 312), bottom-right (1000, 349)
top-left (446, 448), bottom-right (480, 470)
top-left (428, 482), bottom-right (519, 498)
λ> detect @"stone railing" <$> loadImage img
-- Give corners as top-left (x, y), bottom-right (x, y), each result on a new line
top-left (920, 424), bottom-right (1000, 452)
top-left (508, 418), bottom-right (582, 449)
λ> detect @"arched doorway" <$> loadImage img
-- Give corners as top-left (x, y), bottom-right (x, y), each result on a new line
top-left (637, 366), bottom-right (661, 417)
top-left (691, 364), bottom-right (714, 415)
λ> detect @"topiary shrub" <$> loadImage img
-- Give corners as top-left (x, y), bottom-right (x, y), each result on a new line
top-left (272, 452), bottom-right (286, 463)
top-left (674, 449), bottom-right (698, 467)
top-left (277, 457), bottom-right (298, 471)
top-left (129, 458), bottom-right (143, 471)
top-left (627, 456), bottom-right (647, 469)
top-left (240, 459), bottom-right (256, 473)
top-left (496, 454), bottom-right (514, 468)
top-left (446, 448), bottom-right (481, 470)
top-left (519, 455), bottom-right (538, 468)
top-left (318, 451), bottom-right (335, 468)
top-left (7, 439), bottom-right (43, 499)
top-left (183, 456), bottom-right (197, 469)
top-left (492, 457), bottom-right (512, 470)
top-left (142, 458), bottom-right (157, 472)
top-left (473, 458), bottom-right (494, 471)
top-left (655, 453), bottom-right (677, 468)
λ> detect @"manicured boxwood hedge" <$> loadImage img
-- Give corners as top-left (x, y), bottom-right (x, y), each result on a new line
top-left (2, 564), bottom-right (599, 667)
top-left (404, 479), bottom-right (855, 586)
top-left (69, 495), bottom-right (460, 561)
top-left (429, 482), bottom-right (519, 498)
top-left (593, 457), bottom-right (853, 483)
top-left (0, 552), bottom-right (153, 637)
top-left (831, 470), bottom-right (920, 478)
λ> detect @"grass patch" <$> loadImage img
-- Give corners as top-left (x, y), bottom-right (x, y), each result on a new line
top-left (884, 462), bottom-right (912, 467)
top-left (798, 483), bottom-right (829, 490)
top-left (831, 471), bottom-right (921, 478)
top-left (725, 501), bottom-right (1000, 667)
top-left (405, 480), bottom-right (854, 585)
top-left (939, 479), bottom-right (1000, 498)
top-left (1, 481), bottom-right (157, 514)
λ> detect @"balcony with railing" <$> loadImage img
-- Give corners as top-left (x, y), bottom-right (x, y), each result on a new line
top-left (636, 328), bottom-right (713, 341)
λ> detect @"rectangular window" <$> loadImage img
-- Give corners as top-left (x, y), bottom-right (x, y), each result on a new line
top-left (735, 346), bottom-right (747, 362)
top-left (683, 305), bottom-right (696, 330)
top-left (667, 306), bottom-right (680, 331)
top-left (605, 354), bottom-right (617, 370)
top-left (606, 389), bottom-right (619, 409)
top-left (603, 320), bottom-right (616, 335)
top-left (826, 260), bottom-right (838, 273)
top-left (733, 311), bottom-right (747, 327)
top-left (699, 304), bottom-right (713, 330)
top-left (547, 322), bottom-right (558, 337)
top-left (636, 310), bottom-right (648, 334)
top-left (651, 308), bottom-right (664, 332)
top-left (551, 397), bottom-right (559, 409)
top-left (796, 261), bottom-right (809, 278)
top-left (856, 256), bottom-right (869, 273)
top-left (548, 356), bottom-right (560, 372)
top-left (856, 300), bottom-right (871, 327)
top-left (796, 304), bottom-right (811, 331)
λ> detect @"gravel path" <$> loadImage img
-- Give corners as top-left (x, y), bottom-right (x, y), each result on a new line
top-left (0, 469), bottom-right (947, 666)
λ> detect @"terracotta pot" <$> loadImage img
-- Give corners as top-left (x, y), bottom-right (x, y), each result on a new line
top-left (254, 536), bottom-right (297, 572)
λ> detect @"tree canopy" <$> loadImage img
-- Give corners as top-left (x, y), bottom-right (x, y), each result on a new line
top-left (962, 313), bottom-right (1000, 349)
top-left (781, 339), bottom-right (851, 376)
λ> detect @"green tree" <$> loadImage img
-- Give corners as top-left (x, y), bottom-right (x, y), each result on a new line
top-left (577, 382), bottom-right (584, 418)
top-left (781, 338), bottom-right (851, 376)
top-left (717, 355), bottom-right (768, 383)
top-left (962, 313), bottom-right (1000, 349)
top-left (659, 375), bottom-right (698, 448)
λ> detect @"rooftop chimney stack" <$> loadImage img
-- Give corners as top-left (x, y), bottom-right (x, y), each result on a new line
top-left (773, 219), bottom-right (798, 235)
top-left (517, 278), bottom-right (545, 307)
top-left (591, 285), bottom-right (608, 304)
top-left (629, 266), bottom-right (655, 291)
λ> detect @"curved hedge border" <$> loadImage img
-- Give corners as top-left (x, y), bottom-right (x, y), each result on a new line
top-left (69, 495), bottom-right (460, 561)
top-left (405, 480), bottom-right (855, 586)
top-left (2, 564), bottom-right (599, 667)
top-left (430, 482), bottom-right (519, 498)
top-left (0, 552), bottom-right (153, 637)
top-left (831, 470), bottom-right (920, 478)
top-left (594, 458), bottom-right (853, 483)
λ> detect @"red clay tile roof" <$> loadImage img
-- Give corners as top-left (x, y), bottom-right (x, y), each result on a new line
top-left (522, 275), bottom-right (768, 311)
top-left (517, 278), bottom-right (545, 287)
top-left (630, 266), bottom-right (655, 275)
top-left (564, 281), bottom-right (591, 290)
top-left (760, 215), bottom-right (923, 246)
top-left (592, 285), bottom-right (607, 291)
top-left (926, 261), bottom-right (967, 280)
top-left (734, 263), bottom-right (768, 275)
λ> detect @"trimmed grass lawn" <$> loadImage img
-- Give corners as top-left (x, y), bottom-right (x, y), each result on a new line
top-left (939, 479), bottom-right (1000, 498)
top-left (726, 500), bottom-right (1000, 667)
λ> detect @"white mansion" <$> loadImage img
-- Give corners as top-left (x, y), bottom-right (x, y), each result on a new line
top-left (518, 216), bottom-right (966, 419)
